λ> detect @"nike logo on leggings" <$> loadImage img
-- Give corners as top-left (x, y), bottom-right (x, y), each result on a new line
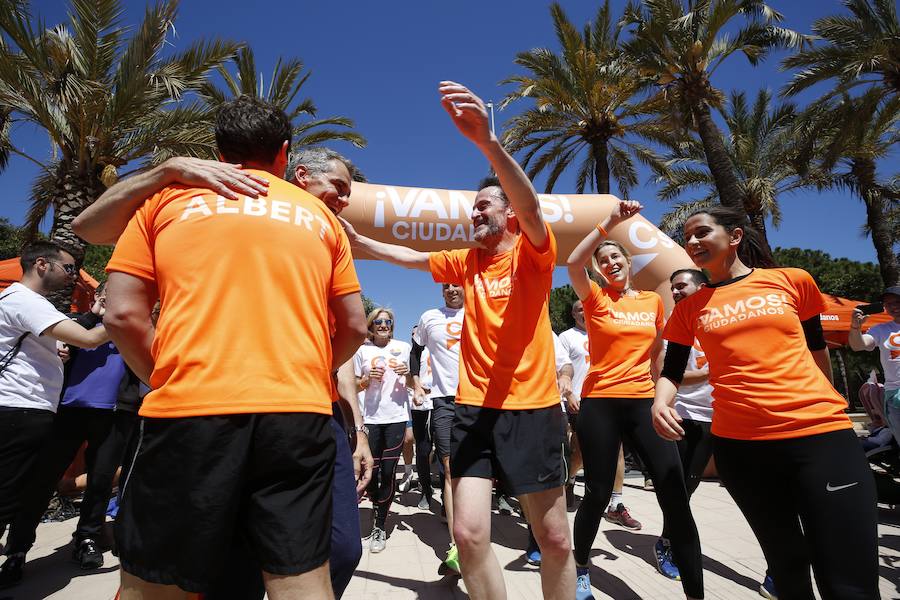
top-left (825, 482), bottom-right (858, 492)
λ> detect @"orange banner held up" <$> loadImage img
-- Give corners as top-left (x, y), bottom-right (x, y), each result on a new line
top-left (342, 182), bottom-right (695, 312)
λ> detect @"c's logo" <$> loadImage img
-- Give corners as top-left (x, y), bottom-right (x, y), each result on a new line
top-left (888, 332), bottom-right (900, 359)
top-left (446, 320), bottom-right (462, 349)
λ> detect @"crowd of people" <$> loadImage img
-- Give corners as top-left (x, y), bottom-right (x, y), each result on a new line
top-left (0, 81), bottom-right (893, 600)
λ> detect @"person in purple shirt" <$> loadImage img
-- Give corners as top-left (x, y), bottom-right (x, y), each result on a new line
top-left (0, 283), bottom-right (139, 587)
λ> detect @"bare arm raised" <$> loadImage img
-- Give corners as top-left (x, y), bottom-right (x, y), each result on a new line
top-left (73, 158), bottom-right (270, 244)
top-left (438, 81), bottom-right (547, 248)
top-left (339, 217), bottom-right (431, 272)
top-left (566, 200), bottom-right (643, 300)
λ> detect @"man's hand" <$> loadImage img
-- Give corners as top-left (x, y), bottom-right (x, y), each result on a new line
top-left (353, 433), bottom-right (374, 495)
top-left (413, 384), bottom-right (426, 407)
top-left (851, 308), bottom-right (868, 330)
top-left (90, 295), bottom-right (105, 317)
top-left (567, 394), bottom-right (580, 414)
top-left (57, 342), bottom-right (70, 363)
top-left (439, 81), bottom-right (494, 149)
top-left (164, 157), bottom-right (269, 200)
top-left (337, 216), bottom-right (358, 243)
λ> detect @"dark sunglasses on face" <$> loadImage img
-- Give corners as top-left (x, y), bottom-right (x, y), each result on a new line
top-left (373, 319), bottom-right (393, 326)
top-left (49, 260), bottom-right (77, 275)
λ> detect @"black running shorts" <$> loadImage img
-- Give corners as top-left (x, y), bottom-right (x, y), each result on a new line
top-left (431, 395), bottom-right (455, 460)
top-left (450, 403), bottom-right (566, 496)
top-left (116, 412), bottom-right (335, 592)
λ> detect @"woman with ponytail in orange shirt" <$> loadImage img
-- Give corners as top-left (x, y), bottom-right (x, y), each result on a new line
top-left (654, 206), bottom-right (878, 600)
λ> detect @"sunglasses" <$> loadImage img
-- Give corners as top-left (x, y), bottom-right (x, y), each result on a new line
top-left (49, 260), bottom-right (77, 275)
top-left (373, 319), bottom-right (393, 326)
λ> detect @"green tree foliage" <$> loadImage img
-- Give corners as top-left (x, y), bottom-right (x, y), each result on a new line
top-left (549, 284), bottom-right (579, 333)
top-left (0, 216), bottom-right (27, 259)
top-left (500, 1), bottom-right (670, 196)
top-left (620, 0), bottom-right (809, 241)
top-left (197, 47), bottom-right (366, 154)
top-left (82, 243), bottom-right (113, 283)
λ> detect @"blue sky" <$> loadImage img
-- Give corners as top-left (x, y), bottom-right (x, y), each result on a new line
top-left (5, 0), bottom-right (898, 338)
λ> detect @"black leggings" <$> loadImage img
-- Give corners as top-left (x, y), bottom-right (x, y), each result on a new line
top-left (367, 422), bottom-right (406, 529)
top-left (662, 418), bottom-right (714, 540)
top-left (411, 410), bottom-right (433, 498)
top-left (714, 429), bottom-right (879, 600)
top-left (574, 398), bottom-right (703, 599)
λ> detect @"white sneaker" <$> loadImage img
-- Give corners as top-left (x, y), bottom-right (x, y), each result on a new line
top-left (370, 527), bottom-right (387, 553)
top-left (398, 471), bottom-right (414, 493)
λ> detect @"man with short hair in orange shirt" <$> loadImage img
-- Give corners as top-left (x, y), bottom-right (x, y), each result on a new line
top-left (341, 81), bottom-right (575, 600)
top-left (104, 96), bottom-right (367, 600)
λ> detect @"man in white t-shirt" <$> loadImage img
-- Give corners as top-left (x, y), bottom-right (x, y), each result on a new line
top-left (0, 241), bottom-right (108, 585)
top-left (850, 286), bottom-right (900, 452)
top-left (559, 300), bottom-right (642, 530)
top-left (411, 283), bottom-right (463, 573)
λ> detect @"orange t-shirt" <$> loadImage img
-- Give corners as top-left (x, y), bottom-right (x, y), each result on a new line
top-left (106, 171), bottom-right (361, 418)
top-left (581, 281), bottom-right (663, 398)
top-left (664, 268), bottom-right (851, 440)
top-left (428, 224), bottom-right (558, 410)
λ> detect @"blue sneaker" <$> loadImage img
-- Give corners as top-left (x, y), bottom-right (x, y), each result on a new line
top-left (759, 573), bottom-right (778, 599)
top-left (654, 538), bottom-right (681, 580)
top-left (525, 546), bottom-right (541, 566)
top-left (576, 566), bottom-right (595, 600)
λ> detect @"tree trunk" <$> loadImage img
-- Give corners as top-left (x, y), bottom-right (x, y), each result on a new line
top-left (854, 159), bottom-right (899, 287)
top-left (594, 142), bottom-right (610, 195)
top-left (46, 169), bottom-right (100, 312)
top-left (693, 103), bottom-right (745, 215)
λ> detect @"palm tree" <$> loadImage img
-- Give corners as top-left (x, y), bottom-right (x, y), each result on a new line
top-left (620, 0), bottom-right (809, 238)
top-left (198, 47), bottom-right (366, 154)
top-left (655, 89), bottom-right (820, 240)
top-left (500, 1), bottom-right (672, 196)
top-left (782, 0), bottom-right (900, 102)
top-left (0, 0), bottom-right (238, 262)
top-left (800, 90), bottom-right (900, 285)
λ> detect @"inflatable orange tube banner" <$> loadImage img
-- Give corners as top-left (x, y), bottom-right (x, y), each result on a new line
top-left (342, 182), bottom-right (695, 311)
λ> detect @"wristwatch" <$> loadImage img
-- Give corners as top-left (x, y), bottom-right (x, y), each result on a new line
top-left (354, 425), bottom-right (369, 436)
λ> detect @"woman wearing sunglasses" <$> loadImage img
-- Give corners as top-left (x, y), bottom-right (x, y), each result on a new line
top-left (353, 307), bottom-right (411, 553)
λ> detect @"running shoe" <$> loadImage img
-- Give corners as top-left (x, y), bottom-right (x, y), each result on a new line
top-left (604, 503), bottom-right (642, 530)
top-left (497, 495), bottom-right (514, 516)
top-left (575, 566), bottom-right (595, 600)
top-left (370, 527), bottom-right (387, 553)
top-left (759, 573), bottom-right (778, 599)
top-left (73, 538), bottom-right (104, 569)
top-left (525, 546), bottom-right (541, 566)
top-left (398, 471), bottom-right (414, 493)
top-left (654, 538), bottom-right (681, 580)
top-left (417, 494), bottom-right (431, 511)
top-left (438, 544), bottom-right (460, 575)
top-left (0, 553), bottom-right (24, 589)
top-left (565, 482), bottom-right (577, 511)
top-left (644, 477), bottom-right (654, 491)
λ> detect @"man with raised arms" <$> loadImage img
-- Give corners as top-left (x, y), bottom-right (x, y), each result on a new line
top-left (340, 81), bottom-right (575, 600)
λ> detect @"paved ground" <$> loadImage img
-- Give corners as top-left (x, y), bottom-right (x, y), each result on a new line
top-left (3, 473), bottom-right (899, 599)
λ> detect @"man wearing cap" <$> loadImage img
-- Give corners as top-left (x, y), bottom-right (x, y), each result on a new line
top-left (850, 286), bottom-right (900, 452)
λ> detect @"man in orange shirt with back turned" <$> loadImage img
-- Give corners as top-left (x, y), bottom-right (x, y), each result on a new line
top-left (104, 96), bottom-right (367, 600)
top-left (341, 81), bottom-right (575, 600)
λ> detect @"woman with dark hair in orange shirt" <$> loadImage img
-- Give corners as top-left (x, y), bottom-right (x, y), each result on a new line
top-left (567, 201), bottom-right (703, 600)
top-left (653, 205), bottom-right (878, 600)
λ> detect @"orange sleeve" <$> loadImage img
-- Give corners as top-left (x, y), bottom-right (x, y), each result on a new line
top-left (655, 294), bottom-right (665, 330)
top-left (105, 193), bottom-right (161, 281)
top-left (331, 230), bottom-right (361, 298)
top-left (520, 222), bottom-right (557, 272)
top-left (429, 249), bottom-right (466, 285)
top-left (785, 268), bottom-right (827, 321)
top-left (581, 280), bottom-right (609, 314)
top-left (663, 300), bottom-right (696, 346)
